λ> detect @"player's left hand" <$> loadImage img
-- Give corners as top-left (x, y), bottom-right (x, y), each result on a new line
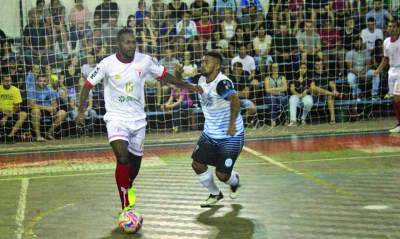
top-left (227, 124), bottom-right (236, 136)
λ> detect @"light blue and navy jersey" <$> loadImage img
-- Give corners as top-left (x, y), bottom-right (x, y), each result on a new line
top-left (193, 72), bottom-right (244, 139)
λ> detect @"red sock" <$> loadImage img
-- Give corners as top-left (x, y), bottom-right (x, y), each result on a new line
top-left (393, 100), bottom-right (400, 124)
top-left (115, 163), bottom-right (131, 209)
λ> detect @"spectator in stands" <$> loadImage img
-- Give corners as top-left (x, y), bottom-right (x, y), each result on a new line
top-left (190, 0), bottom-right (210, 22)
top-left (190, 36), bottom-right (204, 68)
top-left (311, 60), bottom-right (341, 125)
top-left (28, 0), bottom-right (47, 21)
top-left (229, 26), bottom-right (251, 54)
top-left (158, 47), bottom-right (179, 105)
top-left (221, 9), bottom-right (237, 42)
top-left (101, 14), bottom-right (121, 54)
top-left (137, 16), bottom-right (157, 55)
top-left (0, 68), bottom-right (28, 140)
top-left (361, 17), bottom-right (384, 52)
top-left (214, 0), bottom-right (238, 16)
top-left (342, 17), bottom-right (360, 51)
top-left (1, 39), bottom-right (16, 61)
top-left (366, 0), bottom-right (392, 29)
top-left (272, 22), bottom-right (299, 81)
top-left (176, 11), bottom-right (198, 40)
top-left (150, 0), bottom-right (168, 29)
top-left (25, 63), bottom-right (41, 94)
top-left (231, 44), bottom-right (256, 81)
top-left (46, 0), bottom-right (68, 55)
top-left (371, 39), bottom-right (384, 97)
top-left (28, 73), bottom-right (67, 141)
top-left (23, 10), bottom-right (48, 65)
top-left (48, 69), bottom-right (69, 119)
top-left (214, 46), bottom-right (231, 75)
top-left (252, 25), bottom-right (273, 73)
top-left (296, 20), bottom-right (322, 64)
top-left (160, 85), bottom-right (195, 133)
top-left (346, 37), bottom-right (380, 100)
top-left (69, 0), bottom-right (92, 51)
top-left (64, 56), bottom-right (83, 116)
top-left (264, 63), bottom-right (288, 127)
top-left (135, 0), bottom-right (150, 26)
top-left (230, 62), bottom-right (258, 127)
top-left (288, 63), bottom-right (314, 126)
top-left (182, 51), bottom-right (198, 82)
top-left (94, 0), bottom-right (119, 24)
top-left (196, 8), bottom-right (214, 42)
top-left (319, 19), bottom-right (342, 62)
top-left (239, 0), bottom-right (263, 29)
top-left (168, 0), bottom-right (188, 21)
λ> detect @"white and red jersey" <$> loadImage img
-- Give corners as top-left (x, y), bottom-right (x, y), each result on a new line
top-left (383, 36), bottom-right (400, 68)
top-left (86, 52), bottom-right (166, 123)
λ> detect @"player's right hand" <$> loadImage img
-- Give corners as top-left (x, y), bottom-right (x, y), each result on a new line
top-left (76, 111), bottom-right (86, 125)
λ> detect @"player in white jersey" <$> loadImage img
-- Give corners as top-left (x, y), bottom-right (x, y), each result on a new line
top-left (191, 52), bottom-right (244, 207)
top-left (76, 28), bottom-right (201, 214)
top-left (375, 19), bottom-right (400, 133)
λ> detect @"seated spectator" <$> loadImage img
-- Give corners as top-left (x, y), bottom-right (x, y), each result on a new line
top-left (101, 14), bottom-right (121, 54)
top-left (135, 0), bottom-right (150, 26)
top-left (150, 0), bottom-right (168, 29)
top-left (342, 17), bottom-right (359, 51)
top-left (296, 20), bottom-right (322, 64)
top-left (94, 0), bottom-right (119, 25)
top-left (190, 0), bottom-right (210, 22)
top-left (137, 16), bottom-right (157, 55)
top-left (252, 25), bottom-right (273, 72)
top-left (264, 63), bottom-right (288, 127)
top-left (310, 60), bottom-right (342, 125)
top-left (365, 0), bottom-right (392, 30)
top-left (231, 44), bottom-right (256, 81)
top-left (27, 73), bottom-right (67, 141)
top-left (220, 9), bottom-right (237, 41)
top-left (160, 85), bottom-right (195, 132)
top-left (182, 51), bottom-right (198, 82)
top-left (0, 68), bottom-right (28, 140)
top-left (28, 0), bottom-right (47, 21)
top-left (1, 39), bottom-right (17, 61)
top-left (229, 26), bottom-right (251, 53)
top-left (272, 22), bottom-right (299, 81)
top-left (23, 11), bottom-right (48, 65)
top-left (69, 0), bottom-right (92, 51)
top-left (288, 63), bottom-right (314, 126)
top-left (47, 0), bottom-right (68, 53)
top-left (214, 0), bottom-right (237, 17)
top-left (361, 17), bottom-right (384, 52)
top-left (176, 11), bottom-right (198, 40)
top-left (346, 37), bottom-right (380, 100)
top-left (168, 0), bottom-right (188, 21)
top-left (159, 47), bottom-right (180, 104)
top-left (319, 19), bottom-right (342, 62)
top-left (239, 0), bottom-right (263, 29)
top-left (229, 62), bottom-right (258, 127)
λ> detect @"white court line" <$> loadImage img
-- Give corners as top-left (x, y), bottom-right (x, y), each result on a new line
top-left (242, 146), bottom-right (356, 197)
top-left (15, 178), bottom-right (29, 239)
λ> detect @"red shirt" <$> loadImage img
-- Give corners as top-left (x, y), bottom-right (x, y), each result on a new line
top-left (196, 20), bottom-right (214, 40)
top-left (319, 28), bottom-right (342, 50)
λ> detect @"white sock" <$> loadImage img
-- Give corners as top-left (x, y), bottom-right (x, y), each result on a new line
top-left (225, 171), bottom-right (239, 186)
top-left (198, 170), bottom-right (220, 195)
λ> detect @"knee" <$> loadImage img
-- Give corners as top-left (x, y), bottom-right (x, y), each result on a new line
top-left (192, 160), bottom-right (207, 174)
top-left (116, 156), bottom-right (129, 164)
top-left (215, 171), bottom-right (230, 182)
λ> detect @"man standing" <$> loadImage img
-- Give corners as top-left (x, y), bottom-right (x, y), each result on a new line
top-left (191, 52), bottom-right (243, 207)
top-left (375, 19), bottom-right (400, 133)
top-left (76, 28), bottom-right (200, 215)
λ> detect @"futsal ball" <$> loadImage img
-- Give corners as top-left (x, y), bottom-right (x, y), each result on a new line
top-left (118, 209), bottom-right (143, 233)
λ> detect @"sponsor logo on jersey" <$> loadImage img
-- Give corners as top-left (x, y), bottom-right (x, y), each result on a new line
top-left (225, 158), bottom-right (233, 167)
top-left (90, 67), bottom-right (100, 79)
top-left (115, 74), bottom-right (121, 80)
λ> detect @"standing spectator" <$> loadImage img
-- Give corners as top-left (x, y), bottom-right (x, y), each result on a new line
top-left (28, 0), bottom-right (47, 21)
top-left (361, 17), bottom-right (384, 52)
top-left (69, 0), bottom-right (92, 50)
top-left (366, 0), bottom-right (392, 29)
top-left (176, 11), bottom-right (198, 40)
top-left (94, 0), bottom-right (119, 24)
top-left (196, 9), bottom-right (214, 42)
top-left (272, 22), bottom-right (299, 81)
top-left (288, 63), bottom-right (314, 126)
top-left (190, 0), bottom-right (210, 22)
top-left (296, 20), bottom-right (322, 64)
top-left (23, 11), bottom-right (48, 65)
top-left (231, 44), bottom-right (256, 81)
top-left (221, 9), bottom-right (237, 41)
top-left (135, 0), bottom-right (150, 26)
top-left (168, 0), bottom-right (188, 21)
top-left (346, 37), bottom-right (380, 100)
top-left (47, 0), bottom-right (69, 55)
top-left (28, 73), bottom-right (67, 141)
top-left (0, 69), bottom-right (28, 140)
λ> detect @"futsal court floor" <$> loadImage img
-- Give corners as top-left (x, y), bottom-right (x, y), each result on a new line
top-left (1, 133), bottom-right (400, 239)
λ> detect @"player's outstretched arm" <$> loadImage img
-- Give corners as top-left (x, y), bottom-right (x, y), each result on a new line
top-left (162, 72), bottom-right (203, 94)
top-left (227, 93), bottom-right (241, 136)
top-left (76, 82), bottom-right (92, 125)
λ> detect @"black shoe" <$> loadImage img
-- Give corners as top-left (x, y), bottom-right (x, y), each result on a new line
top-left (230, 174), bottom-right (240, 199)
top-left (200, 191), bottom-right (224, 207)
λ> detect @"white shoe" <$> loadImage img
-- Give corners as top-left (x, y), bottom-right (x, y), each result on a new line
top-left (389, 125), bottom-right (400, 133)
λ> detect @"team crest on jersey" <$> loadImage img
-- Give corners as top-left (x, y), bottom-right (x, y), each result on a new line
top-left (225, 158), bottom-right (233, 167)
top-left (115, 74), bottom-right (121, 80)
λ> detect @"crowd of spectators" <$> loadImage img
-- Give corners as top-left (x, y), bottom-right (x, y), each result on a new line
top-left (0, 0), bottom-right (398, 143)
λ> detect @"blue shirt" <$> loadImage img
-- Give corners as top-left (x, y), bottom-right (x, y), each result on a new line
top-left (27, 85), bottom-right (57, 107)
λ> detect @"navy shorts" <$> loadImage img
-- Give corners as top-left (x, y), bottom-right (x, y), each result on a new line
top-left (191, 132), bottom-right (244, 174)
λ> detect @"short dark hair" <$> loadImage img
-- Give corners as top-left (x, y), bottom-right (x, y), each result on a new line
top-left (233, 62), bottom-right (243, 68)
top-left (204, 51), bottom-right (222, 65)
top-left (1, 67), bottom-right (10, 76)
top-left (367, 17), bottom-right (376, 22)
top-left (117, 28), bottom-right (135, 42)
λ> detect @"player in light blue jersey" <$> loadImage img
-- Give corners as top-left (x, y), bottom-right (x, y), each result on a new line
top-left (191, 52), bottom-right (244, 207)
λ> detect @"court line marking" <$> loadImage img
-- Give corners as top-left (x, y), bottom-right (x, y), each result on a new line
top-left (15, 178), bottom-right (29, 239)
top-left (243, 146), bottom-right (357, 197)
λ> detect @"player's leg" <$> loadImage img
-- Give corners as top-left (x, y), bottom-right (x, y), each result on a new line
top-left (215, 132), bottom-right (244, 199)
top-left (391, 72), bottom-right (400, 133)
top-left (192, 134), bottom-right (222, 207)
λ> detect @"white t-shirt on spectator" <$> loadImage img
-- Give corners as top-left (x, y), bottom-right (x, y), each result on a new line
top-left (231, 55), bottom-right (256, 73)
top-left (361, 28), bottom-right (384, 51)
top-left (86, 52), bottom-right (166, 122)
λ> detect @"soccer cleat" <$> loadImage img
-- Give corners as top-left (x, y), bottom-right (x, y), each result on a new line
top-left (389, 125), bottom-right (400, 133)
top-left (200, 191), bottom-right (224, 207)
top-left (230, 174), bottom-right (240, 199)
top-left (123, 187), bottom-right (137, 212)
